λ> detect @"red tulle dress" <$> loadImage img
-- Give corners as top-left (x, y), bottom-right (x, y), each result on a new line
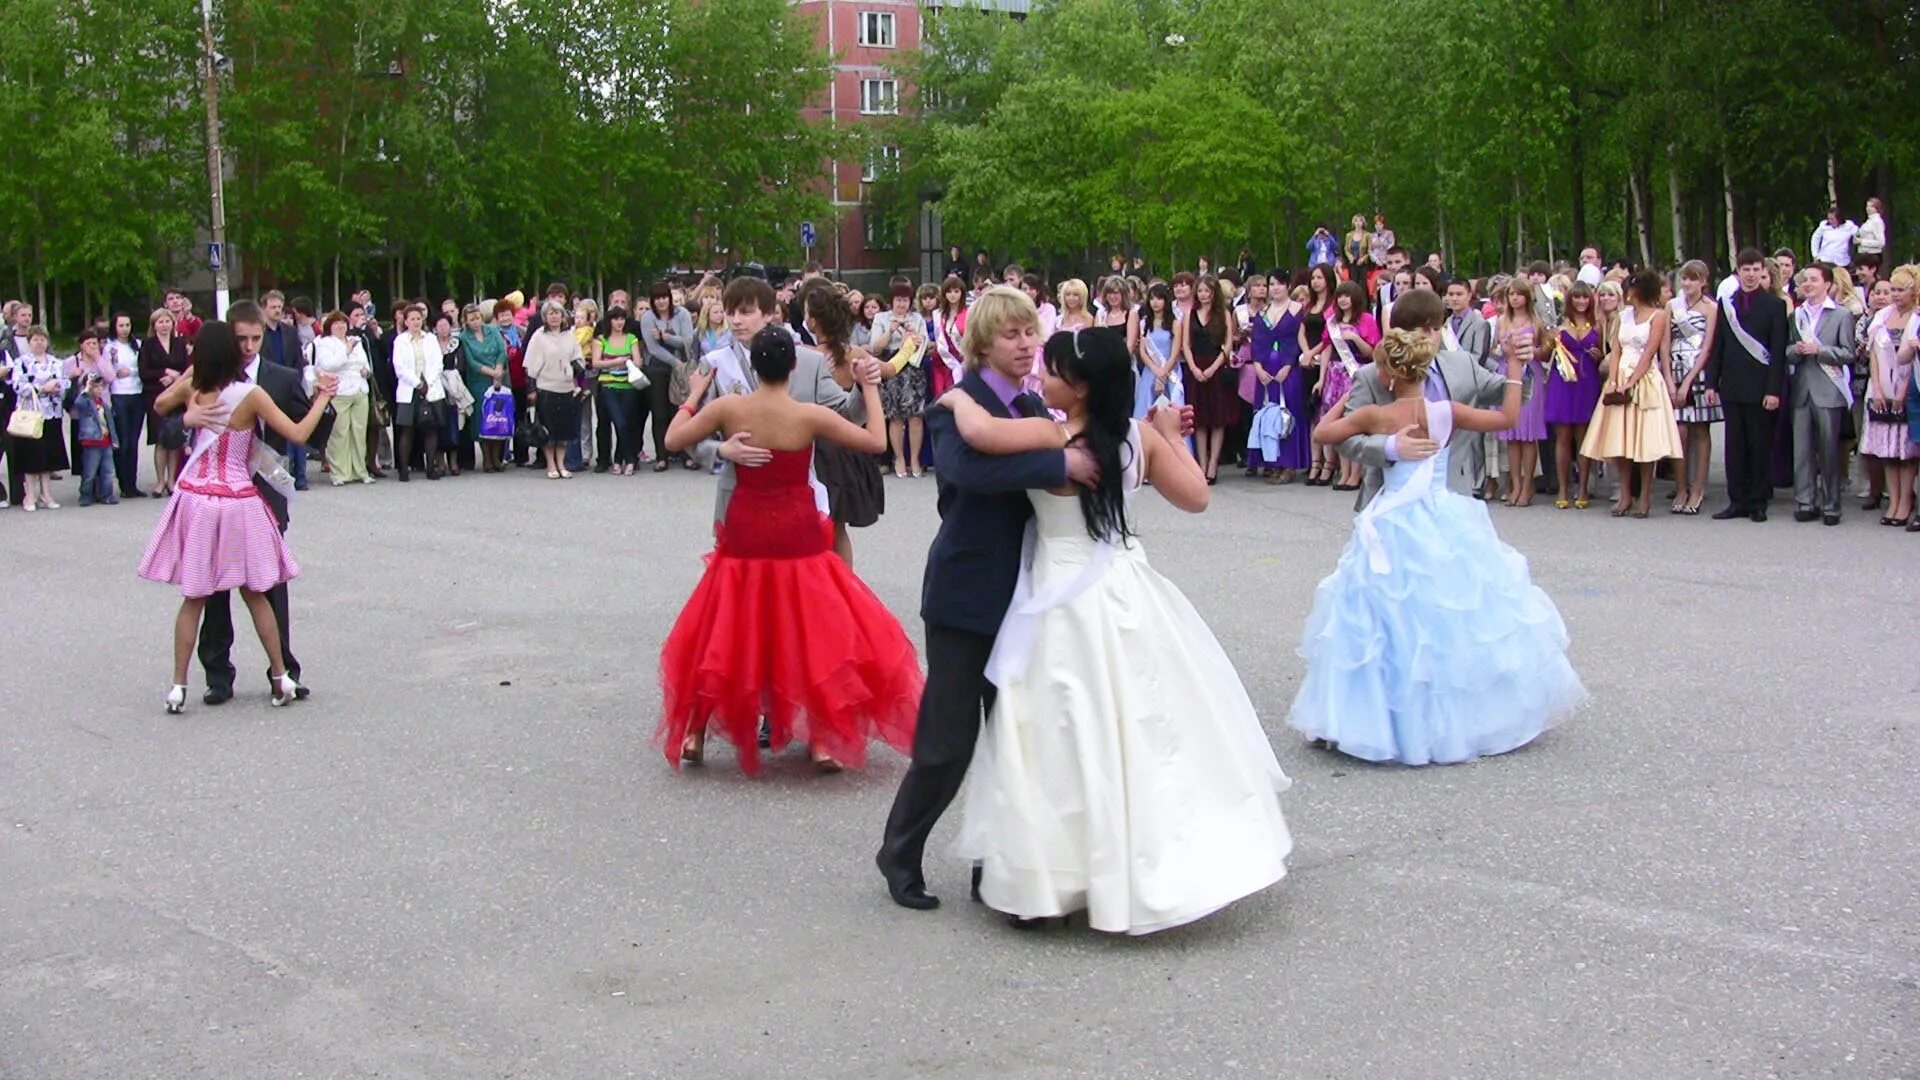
top-left (655, 448), bottom-right (922, 772)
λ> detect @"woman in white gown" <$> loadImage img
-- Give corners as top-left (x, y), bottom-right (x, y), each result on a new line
top-left (939, 326), bottom-right (1292, 935)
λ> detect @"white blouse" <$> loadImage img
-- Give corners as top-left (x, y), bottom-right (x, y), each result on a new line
top-left (311, 335), bottom-right (373, 397)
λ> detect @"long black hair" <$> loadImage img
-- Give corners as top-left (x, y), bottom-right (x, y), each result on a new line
top-left (1044, 326), bottom-right (1135, 544)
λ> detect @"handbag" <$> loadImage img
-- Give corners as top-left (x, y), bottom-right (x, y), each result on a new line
top-left (1600, 380), bottom-right (1631, 407)
top-left (479, 387), bottom-right (516, 439)
top-left (624, 358), bottom-right (652, 390)
top-left (1867, 401), bottom-right (1905, 425)
top-left (6, 390), bottom-right (44, 439)
top-left (524, 402), bottom-right (548, 446)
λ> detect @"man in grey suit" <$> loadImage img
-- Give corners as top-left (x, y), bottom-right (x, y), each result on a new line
top-left (1337, 288), bottom-right (1510, 507)
top-left (701, 276), bottom-right (875, 522)
top-left (1786, 265), bottom-right (1856, 525)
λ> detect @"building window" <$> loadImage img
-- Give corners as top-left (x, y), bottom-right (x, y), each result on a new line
top-left (861, 145), bottom-right (900, 182)
top-left (860, 78), bottom-right (897, 115)
top-left (866, 210), bottom-right (903, 249)
top-left (857, 11), bottom-right (896, 48)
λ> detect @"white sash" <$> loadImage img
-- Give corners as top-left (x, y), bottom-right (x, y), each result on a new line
top-left (983, 520), bottom-right (1115, 687)
top-left (1797, 303), bottom-right (1853, 406)
top-left (1140, 330), bottom-right (1181, 394)
top-left (1441, 319), bottom-right (1462, 353)
top-left (937, 312), bottom-right (965, 382)
top-left (704, 342), bottom-right (754, 396)
top-left (1356, 399), bottom-right (1448, 574)
top-left (1328, 323), bottom-right (1361, 375)
top-left (1720, 294), bottom-right (1771, 366)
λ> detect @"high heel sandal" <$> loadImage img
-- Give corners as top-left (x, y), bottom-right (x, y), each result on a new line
top-left (1609, 502), bottom-right (1630, 518)
top-left (1555, 498), bottom-right (1570, 510)
top-left (269, 673), bottom-right (301, 707)
top-left (680, 732), bottom-right (705, 765)
top-left (811, 749), bottom-right (844, 774)
top-left (164, 684), bottom-right (187, 714)
top-left (1574, 498), bottom-right (1591, 510)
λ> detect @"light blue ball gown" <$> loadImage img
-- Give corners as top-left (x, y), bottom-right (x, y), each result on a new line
top-left (1288, 396), bottom-right (1586, 764)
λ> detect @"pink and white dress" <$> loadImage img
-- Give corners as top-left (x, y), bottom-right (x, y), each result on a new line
top-left (138, 382), bottom-right (300, 598)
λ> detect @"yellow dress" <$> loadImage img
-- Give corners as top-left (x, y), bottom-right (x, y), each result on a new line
top-left (1581, 306), bottom-right (1682, 462)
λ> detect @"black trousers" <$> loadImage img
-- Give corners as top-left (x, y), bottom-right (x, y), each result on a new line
top-left (112, 393), bottom-right (146, 494)
top-left (878, 625), bottom-right (997, 881)
top-left (199, 581), bottom-right (298, 691)
top-left (639, 367), bottom-right (675, 461)
top-left (1724, 401), bottom-right (1776, 512)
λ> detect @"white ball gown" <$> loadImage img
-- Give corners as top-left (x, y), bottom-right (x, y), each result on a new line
top-left (953, 422), bottom-right (1292, 935)
top-left (1288, 396), bottom-right (1587, 764)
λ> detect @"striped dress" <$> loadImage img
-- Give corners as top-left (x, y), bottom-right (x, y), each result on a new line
top-left (138, 382), bottom-right (299, 597)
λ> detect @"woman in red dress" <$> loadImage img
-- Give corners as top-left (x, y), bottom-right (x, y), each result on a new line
top-left (657, 327), bottom-right (922, 773)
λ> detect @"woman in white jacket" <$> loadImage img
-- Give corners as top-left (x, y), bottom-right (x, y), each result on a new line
top-left (391, 303), bottom-right (447, 481)
top-left (309, 311), bottom-right (376, 485)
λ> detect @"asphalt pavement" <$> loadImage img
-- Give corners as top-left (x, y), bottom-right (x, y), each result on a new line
top-left (2, 456), bottom-right (1916, 1078)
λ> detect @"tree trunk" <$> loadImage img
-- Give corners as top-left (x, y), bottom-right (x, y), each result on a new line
top-left (331, 252), bottom-right (342, 311)
top-left (1722, 156), bottom-right (1738, 258)
top-left (1667, 148), bottom-right (1686, 265)
top-left (1826, 145), bottom-right (1837, 208)
top-left (1628, 164), bottom-right (1654, 267)
top-left (1513, 175), bottom-right (1525, 268)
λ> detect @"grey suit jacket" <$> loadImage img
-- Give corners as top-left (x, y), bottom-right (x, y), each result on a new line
top-left (708, 339), bottom-right (856, 521)
top-left (1451, 311), bottom-right (1493, 370)
top-left (1337, 348), bottom-right (1508, 507)
top-left (1787, 305), bottom-right (1857, 410)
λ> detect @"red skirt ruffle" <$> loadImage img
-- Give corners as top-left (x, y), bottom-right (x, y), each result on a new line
top-left (655, 531), bottom-right (922, 773)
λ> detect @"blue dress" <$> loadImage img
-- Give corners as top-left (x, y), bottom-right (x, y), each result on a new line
top-left (1133, 325), bottom-right (1180, 419)
top-left (1288, 398), bottom-right (1586, 764)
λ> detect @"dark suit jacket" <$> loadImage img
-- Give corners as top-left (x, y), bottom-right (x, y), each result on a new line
top-left (1704, 290), bottom-right (1789, 404)
top-left (251, 361), bottom-right (331, 529)
top-left (921, 370), bottom-right (1068, 637)
top-left (261, 321), bottom-right (299, 369)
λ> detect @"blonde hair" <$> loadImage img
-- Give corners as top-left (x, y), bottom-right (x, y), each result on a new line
top-left (1889, 264), bottom-right (1920, 306)
top-left (1057, 278), bottom-right (1089, 316)
top-left (148, 307), bottom-right (174, 334)
top-left (1377, 327), bottom-right (1437, 386)
top-left (961, 285), bottom-right (1038, 368)
top-left (574, 298), bottom-right (600, 324)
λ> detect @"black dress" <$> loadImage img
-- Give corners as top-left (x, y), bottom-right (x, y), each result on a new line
top-left (812, 377), bottom-right (883, 527)
top-left (1187, 316), bottom-right (1241, 429)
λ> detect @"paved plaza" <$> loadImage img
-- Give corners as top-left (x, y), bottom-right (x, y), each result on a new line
top-left (2, 465), bottom-right (1915, 1078)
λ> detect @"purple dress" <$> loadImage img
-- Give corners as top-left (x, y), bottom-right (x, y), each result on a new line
top-left (1543, 326), bottom-right (1603, 425)
top-left (1248, 308), bottom-right (1311, 469)
top-left (1497, 323), bottom-right (1549, 442)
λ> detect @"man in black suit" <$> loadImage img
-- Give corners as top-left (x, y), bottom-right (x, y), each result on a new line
top-left (163, 301), bottom-right (334, 703)
top-left (876, 288), bottom-right (1100, 911)
top-left (1704, 247), bottom-right (1790, 522)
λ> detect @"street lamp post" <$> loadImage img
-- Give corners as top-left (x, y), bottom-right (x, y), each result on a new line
top-left (200, 0), bottom-right (230, 317)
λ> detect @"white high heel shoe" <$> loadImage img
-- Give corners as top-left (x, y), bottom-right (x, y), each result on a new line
top-left (165, 685), bottom-right (187, 714)
top-left (270, 673), bottom-right (301, 707)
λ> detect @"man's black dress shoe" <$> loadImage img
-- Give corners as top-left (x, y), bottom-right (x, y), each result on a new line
top-left (1793, 509), bottom-right (1819, 523)
top-left (877, 855), bottom-right (939, 910)
top-left (1711, 505), bottom-right (1746, 520)
top-left (1823, 513), bottom-right (1841, 526)
top-left (1750, 508), bottom-right (1768, 522)
top-left (203, 686), bottom-right (233, 706)
top-left (971, 864), bottom-right (983, 903)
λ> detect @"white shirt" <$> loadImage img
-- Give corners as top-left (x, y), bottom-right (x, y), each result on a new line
top-left (1856, 213), bottom-right (1885, 254)
top-left (106, 339), bottom-right (142, 395)
top-left (309, 335), bottom-right (371, 397)
top-left (1576, 263), bottom-right (1604, 287)
top-left (1811, 220), bottom-right (1857, 266)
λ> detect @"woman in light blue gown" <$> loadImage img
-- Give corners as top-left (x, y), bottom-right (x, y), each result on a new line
top-left (1291, 327), bottom-right (1586, 765)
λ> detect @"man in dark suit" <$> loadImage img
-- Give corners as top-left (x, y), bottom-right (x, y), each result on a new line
top-left (164, 301), bottom-right (334, 703)
top-left (1704, 248), bottom-right (1790, 522)
top-left (877, 287), bottom-right (1098, 912)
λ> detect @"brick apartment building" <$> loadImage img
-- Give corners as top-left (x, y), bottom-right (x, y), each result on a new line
top-left (790, 0), bottom-right (1030, 288)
